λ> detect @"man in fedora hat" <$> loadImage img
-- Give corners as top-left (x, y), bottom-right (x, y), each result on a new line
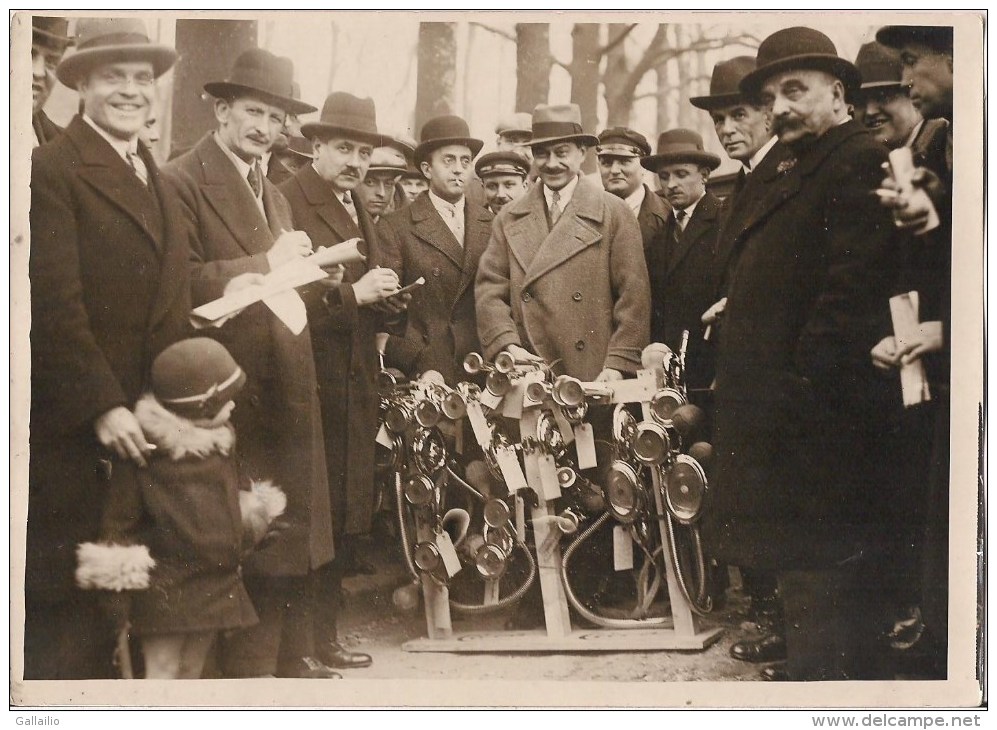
top-left (356, 145), bottom-right (409, 223)
top-left (378, 114), bottom-right (495, 385)
top-left (476, 102), bottom-right (650, 383)
top-left (595, 126), bottom-right (669, 254)
top-left (164, 48), bottom-right (343, 680)
top-left (31, 16), bottom-right (74, 146)
top-left (27, 16), bottom-right (190, 678)
top-left (265, 76), bottom-right (306, 186)
top-left (281, 91), bottom-right (412, 672)
top-left (475, 150), bottom-right (530, 215)
top-left (702, 27), bottom-right (901, 682)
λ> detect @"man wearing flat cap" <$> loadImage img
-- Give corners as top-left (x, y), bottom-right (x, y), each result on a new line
top-left (164, 49), bottom-right (342, 679)
top-left (596, 126), bottom-right (669, 253)
top-left (475, 150), bottom-right (530, 215)
top-left (356, 145), bottom-right (409, 223)
top-left (378, 114), bottom-right (495, 385)
top-left (281, 92), bottom-right (412, 673)
top-left (476, 103), bottom-right (650, 383)
top-left (386, 132), bottom-right (427, 209)
top-left (27, 17), bottom-right (190, 679)
top-left (30, 16), bottom-right (74, 146)
top-left (701, 27), bottom-right (900, 682)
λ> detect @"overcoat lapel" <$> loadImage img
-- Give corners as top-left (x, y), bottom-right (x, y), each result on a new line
top-left (504, 185), bottom-right (550, 275)
top-left (410, 193), bottom-right (464, 269)
top-left (144, 147), bottom-right (189, 331)
top-left (666, 193), bottom-right (719, 275)
top-left (456, 202), bottom-right (493, 300)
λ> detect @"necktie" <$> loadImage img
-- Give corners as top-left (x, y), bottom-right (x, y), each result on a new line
top-left (247, 161), bottom-right (263, 198)
top-left (342, 193), bottom-right (358, 227)
top-left (445, 202), bottom-right (464, 245)
top-left (127, 149), bottom-right (148, 187)
top-left (548, 190), bottom-right (562, 228)
top-left (673, 208), bottom-right (687, 243)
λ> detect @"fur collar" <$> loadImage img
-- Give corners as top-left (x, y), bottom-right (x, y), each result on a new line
top-left (134, 394), bottom-right (234, 461)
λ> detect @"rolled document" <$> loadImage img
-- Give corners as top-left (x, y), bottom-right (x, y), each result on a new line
top-left (307, 237), bottom-right (367, 268)
top-left (888, 147), bottom-right (940, 235)
top-left (889, 291), bottom-right (932, 408)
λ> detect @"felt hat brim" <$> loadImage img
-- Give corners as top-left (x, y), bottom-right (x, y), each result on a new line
top-left (57, 44), bottom-right (178, 88)
top-left (739, 54), bottom-right (861, 97)
top-left (413, 136), bottom-right (484, 166)
top-left (689, 91), bottom-right (750, 111)
top-left (641, 151), bottom-right (722, 172)
top-left (298, 121), bottom-right (386, 147)
top-left (205, 81), bottom-right (317, 116)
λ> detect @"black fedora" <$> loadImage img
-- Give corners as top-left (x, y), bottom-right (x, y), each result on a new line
top-left (204, 48), bottom-right (316, 116)
top-left (739, 27), bottom-right (861, 97)
top-left (854, 42), bottom-right (905, 91)
top-left (690, 56), bottom-right (758, 110)
top-left (529, 103), bottom-right (599, 147)
top-left (56, 17), bottom-right (177, 88)
top-left (33, 16), bottom-right (74, 50)
top-left (413, 115), bottom-right (483, 166)
top-left (300, 91), bottom-right (385, 146)
top-left (876, 25), bottom-right (953, 55)
top-left (640, 129), bottom-right (721, 173)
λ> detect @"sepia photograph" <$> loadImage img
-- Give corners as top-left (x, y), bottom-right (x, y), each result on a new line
top-left (9, 9), bottom-right (985, 711)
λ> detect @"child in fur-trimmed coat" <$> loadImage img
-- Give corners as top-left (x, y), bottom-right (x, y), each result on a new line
top-left (76, 338), bottom-right (286, 679)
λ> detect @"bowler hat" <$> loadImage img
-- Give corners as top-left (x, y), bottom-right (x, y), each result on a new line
top-left (596, 126), bottom-right (651, 158)
top-left (205, 49), bottom-right (316, 116)
top-left (413, 115), bottom-right (483, 167)
top-left (640, 129), bottom-right (721, 172)
top-left (475, 150), bottom-right (530, 179)
top-left (495, 112), bottom-right (533, 137)
top-left (690, 56), bottom-right (758, 110)
top-left (300, 91), bottom-right (385, 146)
top-left (854, 42), bottom-right (905, 90)
top-left (33, 16), bottom-right (74, 50)
top-left (367, 146), bottom-right (409, 176)
top-left (56, 17), bottom-right (177, 88)
top-left (739, 27), bottom-right (861, 97)
top-left (529, 103), bottom-right (599, 147)
top-left (152, 338), bottom-right (246, 421)
top-left (876, 25), bottom-right (953, 55)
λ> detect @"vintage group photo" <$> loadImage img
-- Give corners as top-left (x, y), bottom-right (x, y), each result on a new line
top-left (10, 9), bottom-right (984, 707)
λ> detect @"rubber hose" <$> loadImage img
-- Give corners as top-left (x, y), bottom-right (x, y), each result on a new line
top-left (445, 466), bottom-right (487, 502)
top-left (561, 513), bottom-right (670, 628)
top-left (394, 471), bottom-right (422, 582)
top-left (665, 514), bottom-right (712, 616)
top-left (449, 536), bottom-right (537, 615)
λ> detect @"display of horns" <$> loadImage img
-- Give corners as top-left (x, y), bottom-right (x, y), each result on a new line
top-left (551, 375), bottom-right (612, 408)
top-left (640, 342), bottom-right (675, 371)
top-left (441, 508), bottom-right (471, 548)
top-left (463, 352), bottom-right (491, 374)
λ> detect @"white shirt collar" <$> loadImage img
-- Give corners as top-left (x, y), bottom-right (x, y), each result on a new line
top-left (744, 135), bottom-right (779, 173)
top-left (83, 114), bottom-right (138, 162)
top-left (624, 184), bottom-right (646, 217)
top-left (544, 175), bottom-right (579, 211)
top-left (428, 189), bottom-right (465, 219)
top-left (674, 190), bottom-right (706, 226)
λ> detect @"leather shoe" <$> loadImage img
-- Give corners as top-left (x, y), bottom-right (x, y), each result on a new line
top-left (730, 633), bottom-right (787, 663)
top-left (318, 641), bottom-right (372, 669)
top-left (760, 664), bottom-right (789, 682)
top-left (277, 656), bottom-right (342, 679)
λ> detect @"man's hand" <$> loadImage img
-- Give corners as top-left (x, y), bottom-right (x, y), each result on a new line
top-left (315, 264), bottom-right (346, 290)
top-left (370, 292), bottom-right (411, 315)
top-left (877, 163), bottom-right (942, 234)
top-left (95, 406), bottom-right (152, 467)
top-left (898, 321), bottom-right (944, 364)
top-left (506, 344), bottom-right (543, 362)
top-left (701, 297), bottom-right (727, 325)
top-left (871, 336), bottom-right (902, 371)
top-left (354, 267), bottom-right (401, 306)
top-left (266, 229), bottom-right (313, 269)
top-left (223, 272), bottom-right (266, 295)
top-left (595, 368), bottom-right (624, 382)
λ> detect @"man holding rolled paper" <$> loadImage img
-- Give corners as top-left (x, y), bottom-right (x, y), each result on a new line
top-left (163, 49), bottom-right (341, 679)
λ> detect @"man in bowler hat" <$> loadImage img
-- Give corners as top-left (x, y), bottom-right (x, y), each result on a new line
top-left (31, 16), bottom-right (74, 146)
top-left (702, 27), bottom-right (900, 681)
top-left (27, 17), bottom-right (190, 678)
top-left (164, 49), bottom-right (342, 679)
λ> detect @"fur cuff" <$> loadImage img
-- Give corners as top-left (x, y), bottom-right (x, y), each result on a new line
top-left (75, 542), bottom-right (155, 591)
top-left (239, 480), bottom-right (287, 545)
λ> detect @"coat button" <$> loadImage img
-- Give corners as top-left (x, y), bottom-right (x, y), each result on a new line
top-left (521, 291), bottom-right (532, 303)
top-left (423, 333), bottom-right (430, 344)
top-left (249, 394), bottom-right (261, 407)
top-left (572, 291), bottom-right (582, 302)
top-left (575, 340), bottom-right (585, 351)
top-left (432, 267), bottom-right (442, 277)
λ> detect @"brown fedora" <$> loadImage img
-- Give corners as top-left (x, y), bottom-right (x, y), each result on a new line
top-left (33, 16), bottom-right (74, 50)
top-left (205, 48), bottom-right (316, 116)
top-left (413, 115), bottom-right (483, 166)
top-left (56, 17), bottom-right (177, 88)
top-left (282, 135), bottom-right (314, 161)
top-left (529, 103), bottom-right (599, 147)
top-left (495, 112), bottom-right (533, 137)
top-left (300, 91), bottom-right (385, 146)
top-left (641, 129), bottom-right (721, 172)
top-left (690, 56), bottom-right (758, 110)
top-left (854, 42), bottom-right (905, 91)
top-left (739, 27), bottom-right (861, 97)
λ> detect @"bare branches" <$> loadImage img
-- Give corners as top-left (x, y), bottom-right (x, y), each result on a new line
top-left (597, 23), bottom-right (637, 56)
top-left (469, 21), bottom-right (515, 43)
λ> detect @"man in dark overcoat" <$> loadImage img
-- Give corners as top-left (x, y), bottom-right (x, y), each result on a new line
top-left (163, 49), bottom-right (340, 679)
top-left (30, 16), bottom-right (73, 146)
top-left (378, 115), bottom-right (494, 385)
top-left (281, 91), bottom-right (408, 671)
top-left (702, 27), bottom-right (900, 681)
top-left (26, 17), bottom-right (189, 679)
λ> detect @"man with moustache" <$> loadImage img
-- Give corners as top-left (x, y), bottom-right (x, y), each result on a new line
top-left (702, 28), bottom-right (899, 681)
top-left (30, 16), bottom-right (73, 146)
top-left (281, 92), bottom-right (409, 671)
top-left (27, 18), bottom-right (190, 678)
top-left (165, 49), bottom-right (342, 679)
top-left (596, 126), bottom-right (669, 253)
top-left (378, 115), bottom-right (494, 384)
top-left (475, 150), bottom-right (530, 215)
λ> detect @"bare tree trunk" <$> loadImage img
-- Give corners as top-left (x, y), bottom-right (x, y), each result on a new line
top-left (603, 23), bottom-right (631, 128)
top-left (415, 22), bottom-right (457, 132)
top-left (570, 23), bottom-right (601, 172)
top-left (462, 23), bottom-right (475, 118)
top-left (172, 19), bottom-right (257, 156)
top-left (515, 23), bottom-right (551, 112)
top-left (326, 19), bottom-right (339, 95)
top-left (655, 28), bottom-right (670, 140)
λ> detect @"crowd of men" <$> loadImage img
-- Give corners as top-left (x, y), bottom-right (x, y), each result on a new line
top-left (26, 15), bottom-right (954, 682)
